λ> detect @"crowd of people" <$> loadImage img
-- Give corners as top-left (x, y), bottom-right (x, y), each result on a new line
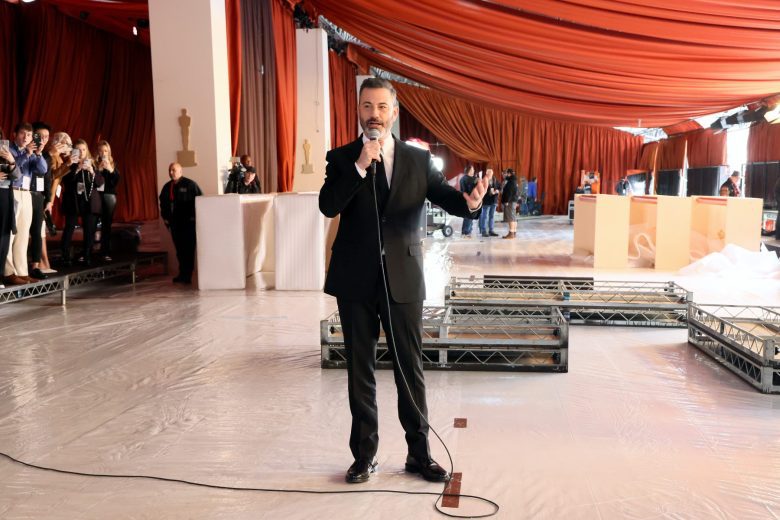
top-left (0, 122), bottom-right (121, 288)
top-left (459, 166), bottom-right (536, 239)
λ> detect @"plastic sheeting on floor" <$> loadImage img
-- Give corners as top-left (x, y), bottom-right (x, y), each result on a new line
top-left (0, 216), bottom-right (778, 519)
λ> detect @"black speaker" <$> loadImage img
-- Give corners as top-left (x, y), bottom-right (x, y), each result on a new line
top-left (656, 169), bottom-right (681, 196)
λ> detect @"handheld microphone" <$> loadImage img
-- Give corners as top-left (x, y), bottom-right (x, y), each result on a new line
top-left (365, 128), bottom-right (381, 176)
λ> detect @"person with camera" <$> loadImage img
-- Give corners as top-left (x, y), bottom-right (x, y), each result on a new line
top-left (159, 162), bottom-right (202, 284)
top-left (27, 122), bottom-right (54, 279)
top-left (0, 128), bottom-right (20, 289)
top-left (225, 154), bottom-right (261, 194)
top-left (94, 140), bottom-right (120, 261)
top-left (5, 122), bottom-right (47, 285)
top-left (501, 168), bottom-right (520, 239)
top-left (60, 139), bottom-right (104, 267)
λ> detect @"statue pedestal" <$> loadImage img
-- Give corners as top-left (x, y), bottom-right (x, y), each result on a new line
top-left (301, 163), bottom-right (314, 174)
top-left (177, 150), bottom-right (197, 167)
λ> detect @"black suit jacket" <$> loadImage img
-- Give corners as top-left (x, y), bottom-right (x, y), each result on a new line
top-left (320, 137), bottom-right (479, 303)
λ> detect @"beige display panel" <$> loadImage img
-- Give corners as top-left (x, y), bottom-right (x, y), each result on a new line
top-left (573, 194), bottom-right (630, 269)
top-left (690, 196), bottom-right (763, 259)
top-left (629, 195), bottom-right (692, 271)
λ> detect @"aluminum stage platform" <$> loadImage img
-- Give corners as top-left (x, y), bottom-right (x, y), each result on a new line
top-left (321, 305), bottom-right (568, 372)
top-left (445, 276), bottom-right (691, 327)
top-left (688, 304), bottom-right (780, 394)
top-left (0, 252), bottom-right (168, 306)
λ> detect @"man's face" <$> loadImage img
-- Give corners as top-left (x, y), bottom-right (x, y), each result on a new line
top-left (486, 169), bottom-right (493, 179)
top-left (169, 163), bottom-right (182, 181)
top-left (15, 129), bottom-right (32, 147)
top-left (358, 87), bottom-right (398, 140)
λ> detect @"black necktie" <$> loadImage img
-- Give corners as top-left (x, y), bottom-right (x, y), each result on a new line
top-left (374, 159), bottom-right (390, 213)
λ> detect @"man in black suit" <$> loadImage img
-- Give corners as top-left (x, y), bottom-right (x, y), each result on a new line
top-left (319, 77), bottom-right (487, 484)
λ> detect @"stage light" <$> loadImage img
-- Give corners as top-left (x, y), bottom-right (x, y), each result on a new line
top-left (132, 26), bottom-right (138, 36)
top-left (21, 0), bottom-right (36, 3)
top-left (764, 106), bottom-right (780, 124)
top-left (431, 155), bottom-right (444, 172)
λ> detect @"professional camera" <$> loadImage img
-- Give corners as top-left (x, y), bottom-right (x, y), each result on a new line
top-left (233, 162), bottom-right (247, 176)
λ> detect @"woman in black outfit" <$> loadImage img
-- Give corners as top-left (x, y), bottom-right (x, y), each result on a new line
top-left (95, 140), bottom-right (120, 261)
top-left (60, 139), bottom-right (104, 266)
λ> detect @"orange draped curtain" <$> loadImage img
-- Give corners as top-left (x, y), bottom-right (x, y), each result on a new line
top-left (748, 121), bottom-right (780, 163)
top-left (225, 0), bottom-right (242, 156)
top-left (686, 129), bottom-right (727, 168)
top-left (657, 135), bottom-right (687, 170)
top-left (306, 0), bottom-right (780, 127)
top-left (328, 51), bottom-right (357, 149)
top-left (272, 0), bottom-right (296, 192)
top-left (638, 142), bottom-right (659, 172)
top-left (393, 82), bottom-right (643, 214)
top-left (399, 109), bottom-right (468, 181)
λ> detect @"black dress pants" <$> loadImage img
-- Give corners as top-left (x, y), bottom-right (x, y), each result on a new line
top-left (29, 192), bottom-right (45, 263)
top-left (170, 221), bottom-right (196, 281)
top-left (100, 193), bottom-right (116, 255)
top-left (336, 277), bottom-right (430, 463)
top-left (0, 189), bottom-right (12, 266)
top-left (62, 213), bottom-right (97, 261)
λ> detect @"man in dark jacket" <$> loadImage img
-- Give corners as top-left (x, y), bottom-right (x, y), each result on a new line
top-left (720, 171), bottom-right (741, 197)
top-left (501, 168), bottom-right (519, 239)
top-left (319, 77), bottom-right (486, 485)
top-left (159, 162), bottom-right (202, 284)
top-left (225, 154), bottom-right (261, 194)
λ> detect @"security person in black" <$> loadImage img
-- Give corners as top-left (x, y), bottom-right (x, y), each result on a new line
top-left (159, 162), bottom-right (202, 284)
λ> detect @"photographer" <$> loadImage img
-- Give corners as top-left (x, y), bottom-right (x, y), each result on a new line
top-left (60, 139), bottom-right (104, 267)
top-left (5, 122), bottom-right (47, 285)
top-left (225, 154), bottom-right (261, 194)
top-left (28, 122), bottom-right (53, 279)
top-left (0, 128), bottom-right (19, 289)
top-left (95, 140), bottom-right (120, 261)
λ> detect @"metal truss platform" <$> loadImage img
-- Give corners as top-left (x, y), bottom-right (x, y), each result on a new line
top-left (688, 304), bottom-right (780, 394)
top-left (445, 276), bottom-right (691, 328)
top-left (0, 252), bottom-right (168, 306)
top-left (321, 305), bottom-right (568, 372)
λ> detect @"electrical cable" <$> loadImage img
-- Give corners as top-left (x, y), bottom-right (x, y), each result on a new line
top-left (0, 150), bottom-right (499, 519)
top-left (368, 160), bottom-right (499, 519)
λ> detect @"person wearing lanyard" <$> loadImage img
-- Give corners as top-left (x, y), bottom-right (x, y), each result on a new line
top-left (159, 162), bottom-right (202, 284)
top-left (5, 122), bottom-right (46, 285)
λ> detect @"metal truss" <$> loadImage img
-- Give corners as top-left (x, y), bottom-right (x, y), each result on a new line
top-left (688, 303), bottom-right (780, 394)
top-left (321, 305), bottom-right (568, 372)
top-left (445, 277), bottom-right (690, 327)
top-left (0, 253), bottom-right (168, 307)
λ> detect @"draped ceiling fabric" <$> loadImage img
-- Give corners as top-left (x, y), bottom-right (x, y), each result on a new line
top-left (394, 82), bottom-right (643, 214)
top-left (306, 0), bottom-right (780, 128)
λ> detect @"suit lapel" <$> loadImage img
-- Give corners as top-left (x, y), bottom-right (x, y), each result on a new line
top-left (386, 138), bottom-right (406, 210)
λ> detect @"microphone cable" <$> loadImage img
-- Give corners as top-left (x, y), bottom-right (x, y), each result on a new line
top-left (0, 160), bottom-right (499, 519)
top-left (368, 165), bottom-right (499, 518)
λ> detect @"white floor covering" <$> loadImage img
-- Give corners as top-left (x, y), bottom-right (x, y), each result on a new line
top-left (0, 216), bottom-right (779, 519)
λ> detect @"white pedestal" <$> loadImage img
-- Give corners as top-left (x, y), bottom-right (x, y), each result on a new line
top-left (196, 194), bottom-right (277, 290)
top-left (274, 192), bottom-right (325, 290)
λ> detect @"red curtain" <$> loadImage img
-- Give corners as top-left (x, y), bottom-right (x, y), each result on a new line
top-left (0, 2), bottom-right (19, 135)
top-left (306, 0), bottom-right (780, 127)
top-left (14, 3), bottom-right (157, 222)
top-left (272, 0), bottom-right (296, 192)
top-left (328, 50), bottom-right (357, 149)
top-left (393, 82), bottom-right (643, 213)
top-left (686, 129), bottom-right (727, 168)
top-left (747, 121), bottom-right (780, 163)
top-left (225, 0), bottom-right (242, 156)
top-left (638, 142), bottom-right (659, 172)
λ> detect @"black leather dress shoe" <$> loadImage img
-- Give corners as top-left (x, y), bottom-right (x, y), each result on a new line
top-left (346, 459), bottom-right (376, 484)
top-left (405, 456), bottom-right (450, 482)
